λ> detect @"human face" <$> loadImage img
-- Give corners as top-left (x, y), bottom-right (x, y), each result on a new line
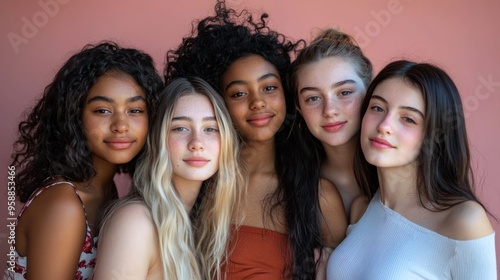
top-left (297, 57), bottom-right (366, 148)
top-left (360, 78), bottom-right (425, 169)
top-left (82, 72), bottom-right (148, 167)
top-left (168, 94), bottom-right (220, 187)
top-left (222, 55), bottom-right (286, 143)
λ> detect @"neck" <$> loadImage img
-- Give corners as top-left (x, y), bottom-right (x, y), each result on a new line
top-left (76, 157), bottom-right (117, 197)
top-left (173, 179), bottom-right (203, 212)
top-left (377, 164), bottom-right (419, 209)
top-left (240, 137), bottom-right (276, 175)
top-left (321, 138), bottom-right (359, 196)
top-left (322, 137), bottom-right (356, 172)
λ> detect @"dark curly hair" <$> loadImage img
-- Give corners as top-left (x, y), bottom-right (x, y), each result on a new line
top-left (165, 1), bottom-right (325, 279)
top-left (11, 41), bottom-right (163, 203)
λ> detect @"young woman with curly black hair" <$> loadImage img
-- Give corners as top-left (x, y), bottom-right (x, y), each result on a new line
top-left (165, 1), bottom-right (347, 279)
top-left (6, 42), bottom-right (163, 279)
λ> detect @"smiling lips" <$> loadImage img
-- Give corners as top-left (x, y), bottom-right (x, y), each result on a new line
top-left (321, 121), bottom-right (346, 132)
top-left (183, 156), bottom-right (210, 167)
top-left (247, 113), bottom-right (274, 126)
top-left (369, 137), bottom-right (395, 149)
top-left (105, 137), bottom-right (135, 149)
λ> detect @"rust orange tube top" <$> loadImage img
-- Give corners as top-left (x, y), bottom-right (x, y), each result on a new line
top-left (221, 225), bottom-right (293, 279)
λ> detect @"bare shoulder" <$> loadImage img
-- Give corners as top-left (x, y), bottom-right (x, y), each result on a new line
top-left (25, 182), bottom-right (85, 213)
top-left (349, 195), bottom-right (369, 224)
top-left (443, 200), bottom-right (494, 240)
top-left (19, 182), bottom-right (86, 233)
top-left (101, 202), bottom-right (155, 236)
top-left (95, 202), bottom-right (159, 279)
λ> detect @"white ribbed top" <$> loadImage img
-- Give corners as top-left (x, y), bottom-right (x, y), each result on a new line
top-left (327, 191), bottom-right (497, 280)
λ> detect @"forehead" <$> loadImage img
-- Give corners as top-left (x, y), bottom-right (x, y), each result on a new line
top-left (87, 73), bottom-right (144, 99)
top-left (373, 78), bottom-right (425, 113)
top-left (173, 93), bottom-right (214, 116)
top-left (223, 55), bottom-right (281, 83)
top-left (298, 56), bottom-right (364, 87)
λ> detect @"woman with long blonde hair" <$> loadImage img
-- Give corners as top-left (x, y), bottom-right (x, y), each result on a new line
top-left (93, 77), bottom-right (244, 279)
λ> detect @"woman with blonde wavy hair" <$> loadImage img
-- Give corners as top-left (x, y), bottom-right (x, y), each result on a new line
top-left (93, 77), bottom-right (244, 279)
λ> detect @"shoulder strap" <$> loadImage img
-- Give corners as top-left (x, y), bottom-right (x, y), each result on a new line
top-left (17, 181), bottom-right (82, 220)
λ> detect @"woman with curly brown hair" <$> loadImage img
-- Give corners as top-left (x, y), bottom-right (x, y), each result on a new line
top-left (5, 42), bottom-right (162, 279)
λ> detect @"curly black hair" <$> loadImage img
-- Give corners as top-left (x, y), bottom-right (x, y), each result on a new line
top-left (11, 41), bottom-right (163, 203)
top-left (165, 1), bottom-right (324, 279)
top-left (165, 1), bottom-right (294, 102)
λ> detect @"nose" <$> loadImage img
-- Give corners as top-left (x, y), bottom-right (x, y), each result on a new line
top-left (376, 114), bottom-right (393, 135)
top-left (188, 132), bottom-right (204, 151)
top-left (323, 97), bottom-right (339, 118)
top-left (250, 92), bottom-right (266, 110)
top-left (111, 113), bottom-right (129, 133)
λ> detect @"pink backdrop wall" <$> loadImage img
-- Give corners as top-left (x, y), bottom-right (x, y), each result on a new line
top-left (1, 0), bottom-right (499, 274)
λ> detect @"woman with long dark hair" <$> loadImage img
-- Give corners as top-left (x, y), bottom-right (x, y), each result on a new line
top-left (327, 60), bottom-right (496, 279)
top-left (166, 1), bottom-right (347, 279)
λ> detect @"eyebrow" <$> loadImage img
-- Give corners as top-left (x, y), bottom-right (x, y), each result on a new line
top-left (224, 72), bottom-right (280, 91)
top-left (299, 79), bottom-right (358, 94)
top-left (172, 116), bottom-right (217, 122)
top-left (371, 95), bottom-right (424, 118)
top-left (86, 95), bottom-right (146, 104)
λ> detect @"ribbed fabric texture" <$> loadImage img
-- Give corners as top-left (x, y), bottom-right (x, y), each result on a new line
top-left (327, 191), bottom-right (496, 280)
top-left (221, 225), bottom-right (292, 279)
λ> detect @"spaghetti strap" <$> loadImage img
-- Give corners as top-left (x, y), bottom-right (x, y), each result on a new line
top-left (6, 181), bottom-right (98, 280)
top-left (17, 181), bottom-right (84, 221)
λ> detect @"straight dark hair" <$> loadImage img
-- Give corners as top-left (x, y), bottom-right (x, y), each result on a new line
top-left (355, 60), bottom-right (482, 210)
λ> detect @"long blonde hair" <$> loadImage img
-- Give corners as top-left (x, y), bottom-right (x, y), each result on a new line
top-left (105, 77), bottom-right (243, 279)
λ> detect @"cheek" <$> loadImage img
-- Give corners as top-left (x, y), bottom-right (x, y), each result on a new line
top-left (132, 116), bottom-right (149, 131)
top-left (270, 93), bottom-right (287, 126)
top-left (342, 95), bottom-right (364, 117)
top-left (406, 130), bottom-right (426, 153)
top-left (359, 121), bottom-right (371, 155)
top-left (84, 128), bottom-right (100, 140)
top-left (167, 136), bottom-right (182, 151)
top-left (213, 141), bottom-right (221, 166)
top-left (209, 136), bottom-right (221, 155)
top-left (299, 101), bottom-right (322, 121)
top-left (82, 118), bottom-right (103, 140)
top-left (275, 92), bottom-right (287, 113)
top-left (167, 139), bottom-right (183, 166)
top-left (361, 114), bottom-right (376, 136)
top-left (345, 98), bottom-right (365, 130)
top-left (224, 101), bottom-right (241, 119)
